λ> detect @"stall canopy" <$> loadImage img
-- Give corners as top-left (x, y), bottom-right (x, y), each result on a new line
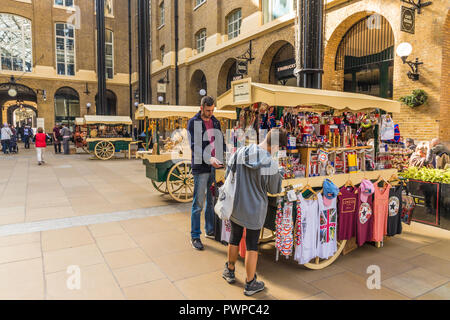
top-left (135, 104), bottom-right (237, 120)
top-left (217, 78), bottom-right (400, 113)
top-left (83, 115), bottom-right (133, 125)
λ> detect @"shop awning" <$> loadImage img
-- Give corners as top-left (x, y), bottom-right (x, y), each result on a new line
top-left (135, 104), bottom-right (237, 120)
top-left (83, 115), bottom-right (133, 125)
top-left (75, 117), bottom-right (85, 125)
top-left (217, 78), bottom-right (400, 113)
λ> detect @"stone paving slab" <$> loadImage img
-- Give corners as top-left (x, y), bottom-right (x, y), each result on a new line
top-left (0, 145), bottom-right (449, 300)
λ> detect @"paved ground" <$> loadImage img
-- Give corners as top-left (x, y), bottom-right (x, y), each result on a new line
top-left (0, 144), bottom-right (449, 300)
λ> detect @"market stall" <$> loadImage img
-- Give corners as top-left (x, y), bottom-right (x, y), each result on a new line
top-left (135, 104), bottom-right (237, 203)
top-left (77, 115), bottom-right (133, 160)
top-left (214, 78), bottom-right (404, 269)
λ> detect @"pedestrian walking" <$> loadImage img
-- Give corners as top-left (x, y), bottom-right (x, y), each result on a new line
top-left (35, 127), bottom-right (47, 165)
top-left (222, 129), bottom-right (287, 296)
top-left (1, 123), bottom-right (13, 154)
top-left (23, 125), bottom-right (31, 149)
top-left (53, 123), bottom-right (62, 154)
top-left (60, 124), bottom-right (71, 154)
top-left (133, 125), bottom-right (138, 140)
top-left (187, 96), bottom-right (224, 251)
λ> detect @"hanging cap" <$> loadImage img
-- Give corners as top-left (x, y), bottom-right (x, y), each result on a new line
top-left (359, 179), bottom-right (374, 203)
top-left (322, 178), bottom-right (339, 207)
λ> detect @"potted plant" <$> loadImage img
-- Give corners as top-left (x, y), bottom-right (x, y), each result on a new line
top-left (399, 89), bottom-right (428, 108)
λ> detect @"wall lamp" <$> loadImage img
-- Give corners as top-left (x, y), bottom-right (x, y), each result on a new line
top-left (396, 42), bottom-right (423, 81)
top-left (134, 102), bottom-right (139, 108)
top-left (86, 102), bottom-right (91, 113)
top-left (36, 89), bottom-right (47, 101)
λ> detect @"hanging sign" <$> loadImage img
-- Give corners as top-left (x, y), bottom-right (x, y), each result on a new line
top-left (157, 83), bottom-right (167, 93)
top-left (401, 6), bottom-right (415, 34)
top-left (232, 78), bottom-right (251, 104)
top-left (236, 59), bottom-right (248, 75)
top-left (275, 59), bottom-right (296, 80)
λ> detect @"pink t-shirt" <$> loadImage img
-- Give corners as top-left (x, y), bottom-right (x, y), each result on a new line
top-left (372, 184), bottom-right (391, 242)
top-left (204, 118), bottom-right (215, 157)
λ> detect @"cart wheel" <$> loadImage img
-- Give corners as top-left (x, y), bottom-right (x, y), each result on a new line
top-left (303, 240), bottom-right (347, 270)
top-left (151, 180), bottom-right (169, 194)
top-left (94, 141), bottom-right (115, 160)
top-left (167, 161), bottom-right (194, 203)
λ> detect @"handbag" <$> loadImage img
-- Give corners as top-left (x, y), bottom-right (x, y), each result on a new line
top-left (214, 152), bottom-right (238, 220)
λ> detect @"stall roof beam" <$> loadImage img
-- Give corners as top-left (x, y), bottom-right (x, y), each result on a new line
top-left (135, 104), bottom-right (237, 120)
top-left (217, 79), bottom-right (400, 113)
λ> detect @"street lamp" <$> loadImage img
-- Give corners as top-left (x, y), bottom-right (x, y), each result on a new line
top-left (134, 102), bottom-right (139, 108)
top-left (158, 96), bottom-right (164, 104)
top-left (396, 42), bottom-right (423, 81)
top-left (199, 89), bottom-right (206, 96)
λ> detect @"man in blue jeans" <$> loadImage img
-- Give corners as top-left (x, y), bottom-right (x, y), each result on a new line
top-left (187, 96), bottom-right (224, 250)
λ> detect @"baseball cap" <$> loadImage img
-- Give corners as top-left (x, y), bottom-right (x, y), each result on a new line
top-left (322, 179), bottom-right (339, 207)
top-left (359, 179), bottom-right (374, 203)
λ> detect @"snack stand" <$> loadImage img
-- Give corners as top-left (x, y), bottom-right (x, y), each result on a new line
top-left (135, 104), bottom-right (237, 203)
top-left (215, 78), bottom-right (401, 269)
top-left (76, 115), bottom-right (133, 160)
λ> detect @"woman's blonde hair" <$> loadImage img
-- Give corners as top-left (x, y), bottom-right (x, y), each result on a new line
top-left (37, 127), bottom-right (43, 133)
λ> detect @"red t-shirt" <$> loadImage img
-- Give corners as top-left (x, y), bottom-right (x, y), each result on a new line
top-left (337, 186), bottom-right (358, 241)
top-left (356, 190), bottom-right (374, 247)
top-left (204, 118), bottom-right (215, 157)
top-left (35, 133), bottom-right (47, 148)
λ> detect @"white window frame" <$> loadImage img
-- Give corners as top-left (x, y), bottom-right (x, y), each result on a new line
top-left (0, 13), bottom-right (33, 72)
top-left (262, 0), bottom-right (294, 24)
top-left (195, 29), bottom-right (206, 54)
top-left (54, 0), bottom-right (74, 7)
top-left (193, 0), bottom-right (206, 10)
top-left (105, 29), bottom-right (114, 79)
top-left (159, 2), bottom-right (165, 27)
top-left (227, 9), bottom-right (242, 40)
top-left (55, 23), bottom-right (76, 76)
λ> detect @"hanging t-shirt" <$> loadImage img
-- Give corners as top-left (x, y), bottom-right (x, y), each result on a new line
top-left (337, 186), bottom-right (358, 241)
top-left (372, 183), bottom-right (391, 242)
top-left (275, 199), bottom-right (294, 260)
top-left (387, 185), bottom-right (403, 236)
top-left (380, 117), bottom-right (395, 141)
top-left (356, 190), bottom-right (374, 247)
top-left (221, 219), bottom-right (231, 243)
top-left (317, 193), bottom-right (338, 260)
top-left (294, 194), bottom-right (319, 265)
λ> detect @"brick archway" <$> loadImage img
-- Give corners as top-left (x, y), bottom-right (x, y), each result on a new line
top-left (217, 58), bottom-right (237, 97)
top-left (323, 11), bottom-right (391, 91)
top-left (258, 40), bottom-right (295, 84)
top-left (188, 69), bottom-right (207, 106)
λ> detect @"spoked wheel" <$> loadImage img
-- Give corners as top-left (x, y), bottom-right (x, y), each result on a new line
top-left (94, 141), bottom-right (115, 160)
top-left (166, 161), bottom-right (194, 203)
top-left (151, 180), bottom-right (169, 194)
top-left (303, 240), bottom-right (347, 270)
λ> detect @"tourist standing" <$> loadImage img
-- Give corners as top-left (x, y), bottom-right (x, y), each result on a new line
top-left (23, 125), bottom-right (31, 149)
top-left (1, 124), bottom-right (12, 154)
top-left (222, 129), bottom-right (287, 296)
top-left (60, 124), bottom-right (71, 154)
top-left (187, 96), bottom-right (224, 251)
top-left (53, 123), bottom-right (62, 154)
top-left (35, 127), bottom-right (47, 165)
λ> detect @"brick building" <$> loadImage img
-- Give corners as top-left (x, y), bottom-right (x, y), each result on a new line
top-left (150, 0), bottom-right (449, 143)
top-left (0, 0), bottom-right (139, 131)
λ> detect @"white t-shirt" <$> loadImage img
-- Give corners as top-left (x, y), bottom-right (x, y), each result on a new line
top-left (294, 194), bottom-right (319, 265)
top-left (317, 193), bottom-right (338, 259)
top-left (380, 117), bottom-right (394, 141)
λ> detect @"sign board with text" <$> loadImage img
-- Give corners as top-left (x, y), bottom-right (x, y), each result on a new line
top-left (232, 78), bottom-right (252, 104)
top-left (401, 6), bottom-right (415, 34)
top-left (157, 83), bottom-right (167, 93)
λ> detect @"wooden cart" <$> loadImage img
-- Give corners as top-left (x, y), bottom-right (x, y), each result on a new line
top-left (77, 115), bottom-right (133, 160)
top-left (215, 78), bottom-right (401, 269)
top-left (135, 104), bottom-right (237, 203)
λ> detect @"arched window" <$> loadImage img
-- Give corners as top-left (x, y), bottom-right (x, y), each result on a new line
top-left (195, 29), bottom-right (206, 53)
top-left (335, 15), bottom-right (394, 98)
top-left (54, 87), bottom-right (80, 127)
top-left (0, 14), bottom-right (33, 72)
top-left (226, 9), bottom-right (242, 40)
top-left (55, 23), bottom-right (75, 76)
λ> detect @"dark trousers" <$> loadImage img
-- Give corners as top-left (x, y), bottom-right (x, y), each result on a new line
top-left (1, 140), bottom-right (10, 154)
top-left (54, 142), bottom-right (61, 153)
top-left (63, 138), bottom-right (70, 154)
top-left (24, 136), bottom-right (30, 149)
